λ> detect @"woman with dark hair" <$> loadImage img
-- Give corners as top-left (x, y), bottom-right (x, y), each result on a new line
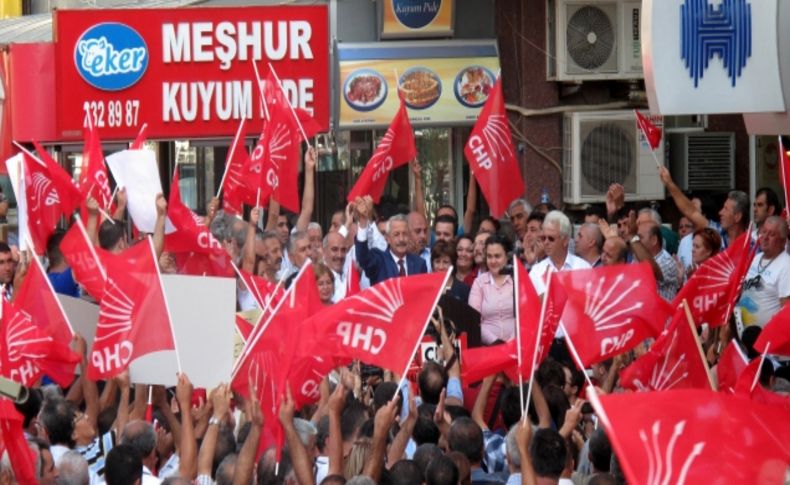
top-left (431, 241), bottom-right (470, 302)
top-left (455, 234), bottom-right (477, 287)
top-left (477, 216), bottom-right (500, 236)
top-left (468, 235), bottom-right (515, 344)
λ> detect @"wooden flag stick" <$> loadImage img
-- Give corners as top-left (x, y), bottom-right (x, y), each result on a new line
top-left (267, 62), bottom-right (310, 146)
top-left (751, 342), bottom-right (770, 393)
top-left (681, 299), bottom-right (717, 391)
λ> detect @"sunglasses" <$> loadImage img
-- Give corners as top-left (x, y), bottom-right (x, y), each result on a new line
top-left (539, 235), bottom-right (557, 243)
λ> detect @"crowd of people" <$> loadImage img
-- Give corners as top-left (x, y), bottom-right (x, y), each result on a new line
top-left (1, 151), bottom-right (789, 485)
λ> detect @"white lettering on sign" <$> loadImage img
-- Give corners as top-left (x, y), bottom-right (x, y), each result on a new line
top-left (336, 321), bottom-right (386, 355)
top-left (78, 36), bottom-right (147, 77)
top-left (600, 329), bottom-right (635, 356)
top-left (468, 135), bottom-right (492, 170)
top-left (91, 341), bottom-right (134, 375)
top-left (162, 20), bottom-right (313, 70)
top-left (255, 78), bottom-right (315, 116)
top-left (10, 361), bottom-right (39, 385)
top-left (163, 81), bottom-right (253, 122)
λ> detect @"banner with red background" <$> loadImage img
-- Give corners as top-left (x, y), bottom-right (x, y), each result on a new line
top-left (54, 6), bottom-right (329, 141)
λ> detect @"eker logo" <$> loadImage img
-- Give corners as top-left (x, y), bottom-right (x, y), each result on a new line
top-left (74, 23), bottom-right (148, 91)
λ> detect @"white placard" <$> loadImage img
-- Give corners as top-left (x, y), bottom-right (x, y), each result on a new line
top-left (4, 154), bottom-right (29, 251)
top-left (643, 0), bottom-right (785, 114)
top-left (129, 274), bottom-right (235, 388)
top-left (58, 295), bottom-right (100, 347)
top-left (106, 149), bottom-right (174, 233)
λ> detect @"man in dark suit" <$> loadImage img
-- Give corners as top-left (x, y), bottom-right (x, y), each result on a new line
top-left (354, 196), bottom-right (427, 285)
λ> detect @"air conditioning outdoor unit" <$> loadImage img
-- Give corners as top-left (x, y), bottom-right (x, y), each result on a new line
top-left (668, 132), bottom-right (735, 192)
top-left (547, 0), bottom-right (643, 81)
top-left (563, 110), bottom-right (664, 204)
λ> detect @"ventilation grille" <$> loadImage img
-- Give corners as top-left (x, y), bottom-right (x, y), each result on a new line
top-left (669, 132), bottom-right (734, 191)
top-left (579, 119), bottom-right (636, 196)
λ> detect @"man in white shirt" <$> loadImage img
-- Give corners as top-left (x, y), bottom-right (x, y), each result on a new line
top-left (324, 231), bottom-right (349, 302)
top-left (120, 421), bottom-right (161, 485)
top-left (530, 211), bottom-right (592, 296)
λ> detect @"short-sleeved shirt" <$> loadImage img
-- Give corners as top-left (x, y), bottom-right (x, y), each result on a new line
top-left (654, 249), bottom-right (679, 301)
top-left (468, 272), bottom-right (515, 345)
top-left (737, 251), bottom-right (790, 328)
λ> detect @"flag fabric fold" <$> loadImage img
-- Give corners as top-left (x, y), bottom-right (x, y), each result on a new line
top-left (60, 218), bottom-right (110, 301)
top-left (463, 76), bottom-right (524, 218)
top-left (634, 110), bottom-right (662, 151)
top-left (715, 340), bottom-right (749, 394)
top-left (754, 300), bottom-right (790, 357)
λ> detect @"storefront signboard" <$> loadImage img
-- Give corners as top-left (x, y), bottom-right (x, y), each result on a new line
top-left (338, 41), bottom-right (499, 129)
top-left (380, 0), bottom-right (454, 38)
top-left (54, 6), bottom-right (329, 141)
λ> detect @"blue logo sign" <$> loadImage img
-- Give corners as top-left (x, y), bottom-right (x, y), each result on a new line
top-left (74, 23), bottom-right (148, 91)
top-left (680, 0), bottom-right (752, 87)
top-left (392, 0), bottom-right (441, 29)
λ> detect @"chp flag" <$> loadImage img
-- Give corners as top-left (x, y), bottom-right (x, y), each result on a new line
top-left (555, 263), bottom-right (673, 367)
top-left (346, 96), bottom-right (416, 203)
top-left (464, 75), bottom-right (524, 218)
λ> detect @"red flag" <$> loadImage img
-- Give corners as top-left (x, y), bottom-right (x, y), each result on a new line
top-left (89, 239), bottom-right (175, 380)
top-left (235, 314), bottom-right (253, 343)
top-left (591, 389), bottom-right (790, 485)
top-left (620, 309), bottom-right (712, 392)
top-left (517, 265), bottom-right (567, 376)
top-left (754, 300), bottom-right (790, 357)
top-left (22, 154), bottom-right (65, 255)
top-left (672, 231), bottom-right (756, 329)
top-left (221, 118), bottom-right (253, 215)
top-left (15, 255), bottom-right (74, 345)
top-left (60, 218), bottom-right (109, 300)
top-left (346, 98), bottom-right (416, 203)
top-left (346, 263), bottom-right (361, 298)
top-left (304, 271), bottom-right (450, 374)
top-left (130, 123), bottom-right (148, 150)
top-left (79, 121), bottom-right (113, 213)
top-left (0, 298), bottom-right (79, 388)
top-left (634, 110), bottom-right (662, 151)
top-left (173, 251), bottom-right (235, 278)
top-left (0, 400), bottom-right (38, 485)
top-left (716, 340), bottom-right (748, 394)
top-left (258, 72), bottom-right (308, 213)
top-left (166, 167), bottom-right (226, 256)
top-left (463, 77), bottom-right (524, 218)
top-left (236, 267), bottom-right (285, 313)
top-left (31, 142), bottom-right (82, 215)
top-left (779, 136), bottom-right (790, 214)
top-left (556, 263), bottom-right (673, 367)
top-left (461, 340), bottom-right (518, 383)
top-left (733, 356), bottom-right (790, 411)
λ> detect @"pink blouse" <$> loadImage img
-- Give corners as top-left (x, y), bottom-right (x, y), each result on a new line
top-left (468, 272), bottom-right (516, 344)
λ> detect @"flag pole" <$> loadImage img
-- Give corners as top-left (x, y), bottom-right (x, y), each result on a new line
top-left (267, 62), bottom-right (310, 146)
top-left (393, 268), bottom-right (454, 402)
top-left (12, 141), bottom-right (47, 169)
top-left (524, 271), bottom-right (551, 420)
top-left (560, 322), bottom-right (595, 390)
top-left (216, 118), bottom-right (247, 199)
top-left (252, 61), bottom-right (270, 121)
top-left (147, 236), bottom-right (182, 373)
top-left (107, 186), bottom-right (119, 212)
top-left (681, 299), bottom-right (716, 391)
top-left (513, 255), bottom-right (525, 416)
top-left (750, 342), bottom-right (769, 393)
top-left (25, 236), bottom-right (76, 337)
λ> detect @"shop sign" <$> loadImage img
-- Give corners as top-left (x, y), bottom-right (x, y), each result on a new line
top-left (338, 41), bottom-right (499, 128)
top-left (381, 0), bottom-right (454, 38)
top-left (643, 0), bottom-right (784, 114)
top-left (55, 6), bottom-right (329, 141)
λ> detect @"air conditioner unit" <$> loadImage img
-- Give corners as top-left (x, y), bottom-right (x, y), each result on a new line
top-left (668, 132), bottom-right (735, 192)
top-left (547, 0), bottom-right (643, 81)
top-left (563, 111), bottom-right (664, 204)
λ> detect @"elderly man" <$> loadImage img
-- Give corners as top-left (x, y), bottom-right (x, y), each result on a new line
top-left (307, 222), bottom-right (324, 263)
top-left (278, 230), bottom-right (311, 280)
top-left (737, 216), bottom-right (790, 329)
top-left (121, 420), bottom-right (160, 485)
top-left (407, 211), bottom-right (431, 270)
top-left (507, 198), bottom-right (531, 243)
top-left (324, 231), bottom-right (349, 302)
top-left (355, 198), bottom-right (427, 285)
top-left (529, 211), bottom-right (591, 296)
top-left (631, 221), bottom-right (679, 301)
top-left (574, 223), bottom-right (604, 267)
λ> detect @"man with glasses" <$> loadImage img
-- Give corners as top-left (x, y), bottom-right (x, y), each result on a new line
top-left (736, 216), bottom-right (790, 330)
top-left (529, 211), bottom-right (591, 297)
